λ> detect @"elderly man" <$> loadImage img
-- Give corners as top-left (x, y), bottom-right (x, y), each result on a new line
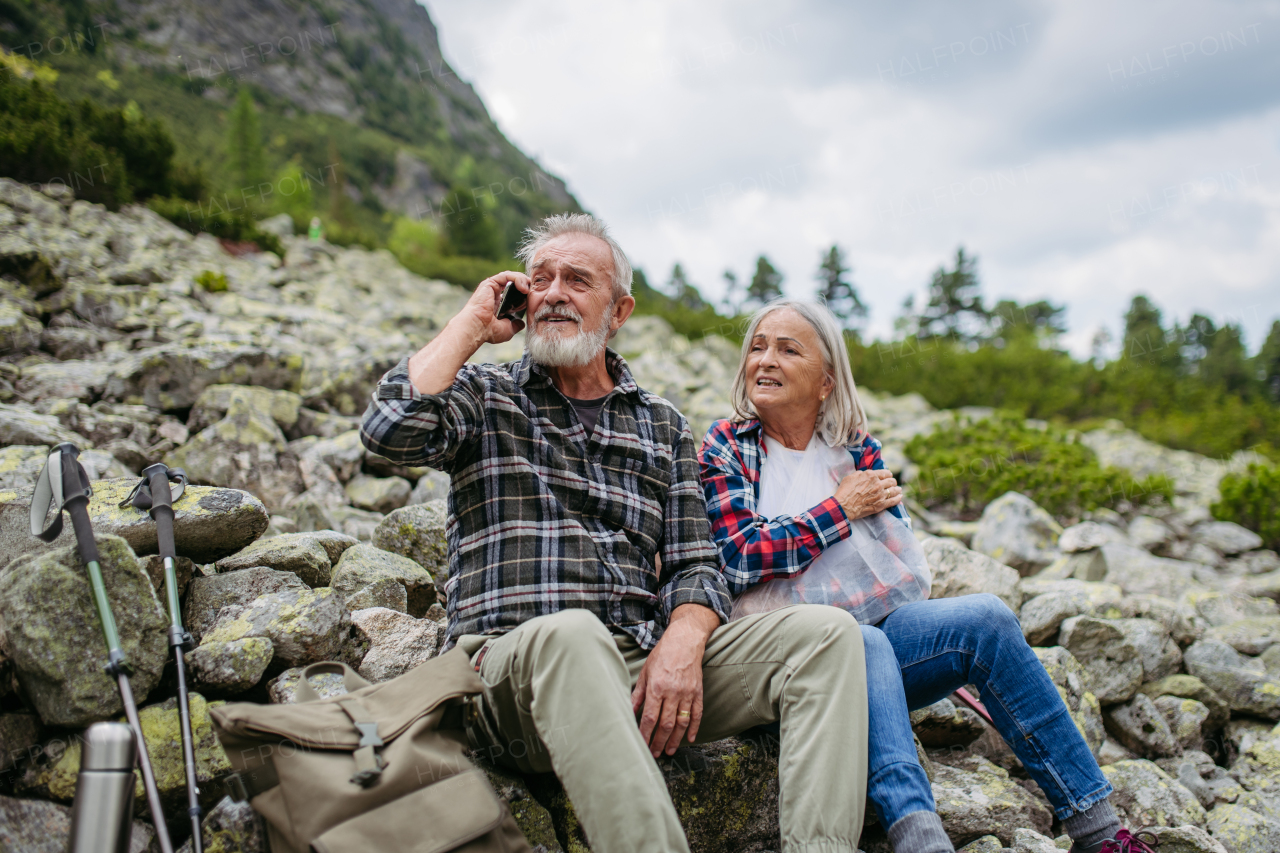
top-left (361, 213), bottom-right (868, 853)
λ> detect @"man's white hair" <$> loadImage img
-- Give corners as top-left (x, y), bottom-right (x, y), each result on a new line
top-left (730, 298), bottom-right (869, 447)
top-left (517, 213), bottom-right (633, 301)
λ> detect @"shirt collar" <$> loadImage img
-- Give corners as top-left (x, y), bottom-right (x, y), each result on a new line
top-left (515, 347), bottom-right (641, 397)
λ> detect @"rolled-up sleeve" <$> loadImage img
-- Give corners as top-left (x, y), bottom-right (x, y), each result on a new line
top-left (359, 357), bottom-right (487, 470)
top-left (656, 419), bottom-right (732, 626)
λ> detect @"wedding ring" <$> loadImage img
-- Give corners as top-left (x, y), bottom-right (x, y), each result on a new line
top-left (677, 710), bottom-right (691, 719)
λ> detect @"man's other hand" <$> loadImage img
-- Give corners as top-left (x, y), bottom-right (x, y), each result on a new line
top-left (632, 603), bottom-right (720, 757)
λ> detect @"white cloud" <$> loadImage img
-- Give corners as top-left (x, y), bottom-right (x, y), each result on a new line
top-left (422, 0), bottom-right (1280, 354)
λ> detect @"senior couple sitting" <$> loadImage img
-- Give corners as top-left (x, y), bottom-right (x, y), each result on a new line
top-left (360, 214), bottom-right (1150, 853)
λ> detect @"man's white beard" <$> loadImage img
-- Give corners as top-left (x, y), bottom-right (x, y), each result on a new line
top-left (526, 302), bottom-right (612, 368)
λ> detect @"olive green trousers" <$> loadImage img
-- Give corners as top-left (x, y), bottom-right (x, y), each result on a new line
top-left (458, 604), bottom-right (868, 853)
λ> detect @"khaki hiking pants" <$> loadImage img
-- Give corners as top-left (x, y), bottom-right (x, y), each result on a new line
top-left (457, 605), bottom-right (869, 853)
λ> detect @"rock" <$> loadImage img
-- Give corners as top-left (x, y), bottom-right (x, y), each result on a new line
top-left (256, 212), bottom-right (295, 239)
top-left (957, 837), bottom-right (1003, 853)
top-left (1206, 616), bottom-right (1280, 656)
top-left (1103, 759), bottom-right (1206, 829)
top-left (0, 713), bottom-right (41, 773)
top-left (1194, 521), bottom-right (1264, 556)
top-left (475, 762), bottom-right (565, 852)
top-left (187, 384), bottom-right (303, 435)
top-left (1185, 590), bottom-right (1278, 628)
top-left (1114, 618), bottom-right (1183, 682)
top-left (1205, 804), bottom-right (1280, 853)
top-left (531, 736), bottom-right (784, 853)
top-left (292, 430), bottom-right (365, 484)
top-left (177, 795), bottom-right (270, 853)
top-left (343, 577), bottom-right (408, 612)
top-left (919, 536), bottom-right (1023, 612)
top-left (1118, 595), bottom-right (1204, 646)
top-left (215, 531), bottom-right (334, 586)
top-left (331, 542), bottom-right (436, 617)
top-left (0, 478), bottom-right (269, 566)
top-left (1227, 550), bottom-right (1280, 576)
top-left (1020, 590), bottom-right (1093, 645)
top-left (168, 389), bottom-right (304, 513)
top-left (290, 492), bottom-right (339, 532)
top-left (202, 586), bottom-right (362, 669)
top-left (1183, 640), bottom-right (1280, 719)
top-left (185, 637), bottom-right (274, 694)
top-left (1058, 617), bottom-right (1145, 704)
top-left (184, 566), bottom-right (308, 642)
top-left (1034, 646), bottom-right (1106, 759)
top-left (1099, 544), bottom-right (1203, 598)
top-left (408, 469), bottom-right (450, 505)
top-left (104, 343), bottom-right (303, 411)
top-left (371, 500), bottom-right (449, 581)
top-left (1059, 521), bottom-right (1128, 553)
top-left (1099, 736), bottom-right (1136, 765)
top-left (350, 607), bottom-right (443, 683)
top-left (0, 444), bottom-right (51, 491)
top-left (970, 492), bottom-right (1063, 575)
top-left (1153, 696), bottom-right (1211, 752)
top-left (910, 698), bottom-right (986, 748)
top-left (267, 666), bottom-right (350, 704)
top-left (264, 514), bottom-right (297, 537)
top-left (0, 402), bottom-right (83, 447)
top-left (1104, 693), bottom-right (1181, 758)
top-left (1011, 828), bottom-right (1060, 853)
top-left (1139, 675), bottom-right (1231, 731)
top-left (1158, 750), bottom-right (1241, 811)
top-left (344, 473), bottom-right (411, 513)
top-left (0, 794), bottom-right (155, 853)
top-left (1145, 824), bottom-right (1228, 853)
top-left (930, 755), bottom-right (1053, 847)
top-left (0, 535), bottom-right (166, 727)
top-left (1224, 718), bottom-right (1274, 764)
top-left (1128, 515), bottom-right (1175, 553)
top-left (331, 505), bottom-right (384, 541)
top-left (140, 553), bottom-right (195, 597)
top-left (1185, 543), bottom-right (1226, 569)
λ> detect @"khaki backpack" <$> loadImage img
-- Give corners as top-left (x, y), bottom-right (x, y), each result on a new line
top-left (209, 647), bottom-right (533, 853)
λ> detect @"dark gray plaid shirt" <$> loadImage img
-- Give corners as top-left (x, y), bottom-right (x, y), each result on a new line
top-left (360, 349), bottom-right (731, 649)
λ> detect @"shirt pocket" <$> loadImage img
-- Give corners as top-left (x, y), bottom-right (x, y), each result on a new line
top-left (616, 456), bottom-right (670, 550)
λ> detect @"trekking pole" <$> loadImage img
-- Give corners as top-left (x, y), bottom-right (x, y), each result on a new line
top-left (30, 443), bottom-right (175, 853)
top-left (123, 463), bottom-right (203, 853)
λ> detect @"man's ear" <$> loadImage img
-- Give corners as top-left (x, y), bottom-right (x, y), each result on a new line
top-left (610, 295), bottom-right (636, 334)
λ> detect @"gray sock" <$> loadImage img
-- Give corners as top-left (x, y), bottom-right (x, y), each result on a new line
top-left (1062, 799), bottom-right (1122, 853)
top-left (887, 810), bottom-right (954, 853)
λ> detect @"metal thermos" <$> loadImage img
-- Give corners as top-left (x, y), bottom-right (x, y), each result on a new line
top-left (67, 722), bottom-right (137, 853)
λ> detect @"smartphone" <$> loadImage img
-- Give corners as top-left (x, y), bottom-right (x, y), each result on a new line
top-left (496, 281), bottom-right (527, 321)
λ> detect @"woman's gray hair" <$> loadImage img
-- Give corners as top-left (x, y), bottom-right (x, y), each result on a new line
top-left (517, 213), bottom-right (633, 301)
top-left (730, 298), bottom-right (869, 447)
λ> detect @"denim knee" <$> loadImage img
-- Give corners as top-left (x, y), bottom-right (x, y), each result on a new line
top-left (859, 625), bottom-right (898, 669)
top-left (966, 593), bottom-right (1022, 639)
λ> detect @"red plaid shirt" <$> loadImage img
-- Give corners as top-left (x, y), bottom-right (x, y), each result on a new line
top-left (698, 418), bottom-right (911, 595)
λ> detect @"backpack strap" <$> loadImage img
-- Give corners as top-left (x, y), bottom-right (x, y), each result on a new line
top-left (338, 695), bottom-right (386, 787)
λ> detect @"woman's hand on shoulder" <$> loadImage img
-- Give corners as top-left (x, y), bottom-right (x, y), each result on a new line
top-left (834, 469), bottom-right (903, 520)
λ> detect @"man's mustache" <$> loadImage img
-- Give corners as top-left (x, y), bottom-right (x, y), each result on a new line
top-left (534, 304), bottom-right (583, 324)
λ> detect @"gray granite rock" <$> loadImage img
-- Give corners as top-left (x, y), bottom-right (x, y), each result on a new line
top-left (1059, 616), bottom-right (1145, 704)
top-left (350, 607), bottom-right (443, 683)
top-left (970, 491), bottom-right (1062, 575)
top-left (184, 566), bottom-right (308, 642)
top-left (371, 499), bottom-right (449, 581)
top-left (1103, 759), bottom-right (1206, 829)
top-left (185, 637), bottom-right (274, 694)
top-left (1104, 693), bottom-right (1181, 758)
top-left (200, 587), bottom-right (361, 669)
top-left (1205, 804), bottom-right (1280, 853)
top-left (1193, 521), bottom-right (1264, 556)
top-left (1183, 639), bottom-right (1280, 719)
top-left (919, 536), bottom-right (1022, 613)
top-left (331, 542), bottom-right (436, 617)
top-left (344, 474), bottom-right (411, 514)
top-left (215, 532), bottom-right (334, 586)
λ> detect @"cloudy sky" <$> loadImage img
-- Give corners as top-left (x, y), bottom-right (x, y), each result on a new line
top-left (422, 0), bottom-right (1280, 356)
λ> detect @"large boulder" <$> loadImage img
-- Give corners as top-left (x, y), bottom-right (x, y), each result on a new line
top-left (407, 469), bottom-right (450, 505)
top-left (1139, 675), bottom-right (1231, 732)
top-left (344, 474), bottom-right (411, 514)
top-left (214, 532), bottom-right (339, 587)
top-left (1113, 618), bottom-right (1183, 682)
top-left (185, 637), bottom-right (274, 694)
top-left (930, 755), bottom-right (1054, 847)
top-left (201, 587), bottom-right (363, 669)
top-left (1205, 804), bottom-right (1280, 853)
top-left (1193, 521), bottom-right (1263, 556)
top-left (0, 403), bottom-right (83, 447)
top-left (331, 543), bottom-right (436, 617)
top-left (1144, 825), bottom-right (1228, 853)
top-left (372, 500), bottom-right (449, 581)
top-left (1206, 616), bottom-right (1280, 656)
top-left (0, 535), bottom-right (167, 726)
top-left (1058, 521), bottom-right (1128, 553)
top-left (1128, 515), bottom-right (1175, 553)
top-left (350, 607), bottom-right (443, 683)
top-left (177, 796), bottom-right (270, 853)
top-left (187, 384), bottom-right (303, 435)
top-left (970, 492), bottom-right (1062, 575)
top-left (1103, 759), bottom-right (1207, 829)
top-left (1058, 617), bottom-right (1145, 704)
top-left (1104, 693), bottom-right (1181, 758)
top-left (2, 478), bottom-right (270, 566)
top-left (919, 536), bottom-right (1022, 612)
top-left (909, 698), bottom-right (985, 748)
top-left (1183, 640), bottom-right (1280, 719)
top-left (1020, 590), bottom-right (1094, 646)
top-left (1098, 544), bottom-right (1203, 598)
top-left (184, 566), bottom-right (309, 642)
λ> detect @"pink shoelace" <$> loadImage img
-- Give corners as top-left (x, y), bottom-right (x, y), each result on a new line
top-left (1098, 829), bottom-right (1159, 853)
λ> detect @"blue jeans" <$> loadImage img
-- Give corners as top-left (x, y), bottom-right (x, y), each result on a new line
top-left (863, 593), bottom-right (1114, 828)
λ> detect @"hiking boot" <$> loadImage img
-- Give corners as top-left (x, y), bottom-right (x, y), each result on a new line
top-left (1071, 828), bottom-right (1159, 853)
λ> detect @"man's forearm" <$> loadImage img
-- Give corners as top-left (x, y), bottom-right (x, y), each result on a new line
top-left (408, 315), bottom-right (487, 396)
top-left (666, 603), bottom-right (721, 647)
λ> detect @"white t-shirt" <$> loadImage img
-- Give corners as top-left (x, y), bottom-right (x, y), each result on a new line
top-left (759, 433), bottom-right (861, 574)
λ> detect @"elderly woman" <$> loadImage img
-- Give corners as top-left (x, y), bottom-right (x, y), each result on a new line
top-left (699, 299), bottom-right (1152, 853)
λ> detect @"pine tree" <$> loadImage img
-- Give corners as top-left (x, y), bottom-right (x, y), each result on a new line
top-left (442, 185), bottom-right (503, 259)
top-left (721, 270), bottom-right (742, 316)
top-left (1257, 320), bottom-right (1280, 402)
top-left (667, 263), bottom-right (708, 312)
top-left (226, 89), bottom-right (266, 192)
top-left (814, 245), bottom-right (866, 328)
top-left (916, 247), bottom-right (987, 343)
top-left (1122, 295), bottom-right (1169, 360)
top-left (747, 255), bottom-right (784, 306)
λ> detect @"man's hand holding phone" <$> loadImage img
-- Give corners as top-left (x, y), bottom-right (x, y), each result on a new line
top-left (408, 271), bottom-right (528, 396)
top-left (460, 271), bottom-right (529, 347)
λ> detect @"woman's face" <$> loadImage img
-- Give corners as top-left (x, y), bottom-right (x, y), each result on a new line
top-left (745, 308), bottom-right (832, 420)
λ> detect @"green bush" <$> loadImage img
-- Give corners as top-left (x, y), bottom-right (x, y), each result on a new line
top-left (904, 413), bottom-right (1174, 521)
top-left (147, 197), bottom-right (283, 256)
top-left (194, 270), bottom-right (228, 293)
top-left (1212, 464), bottom-right (1280, 550)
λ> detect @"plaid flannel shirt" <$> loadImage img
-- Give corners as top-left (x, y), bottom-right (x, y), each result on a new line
top-left (698, 418), bottom-right (911, 595)
top-left (360, 349), bottom-right (731, 650)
